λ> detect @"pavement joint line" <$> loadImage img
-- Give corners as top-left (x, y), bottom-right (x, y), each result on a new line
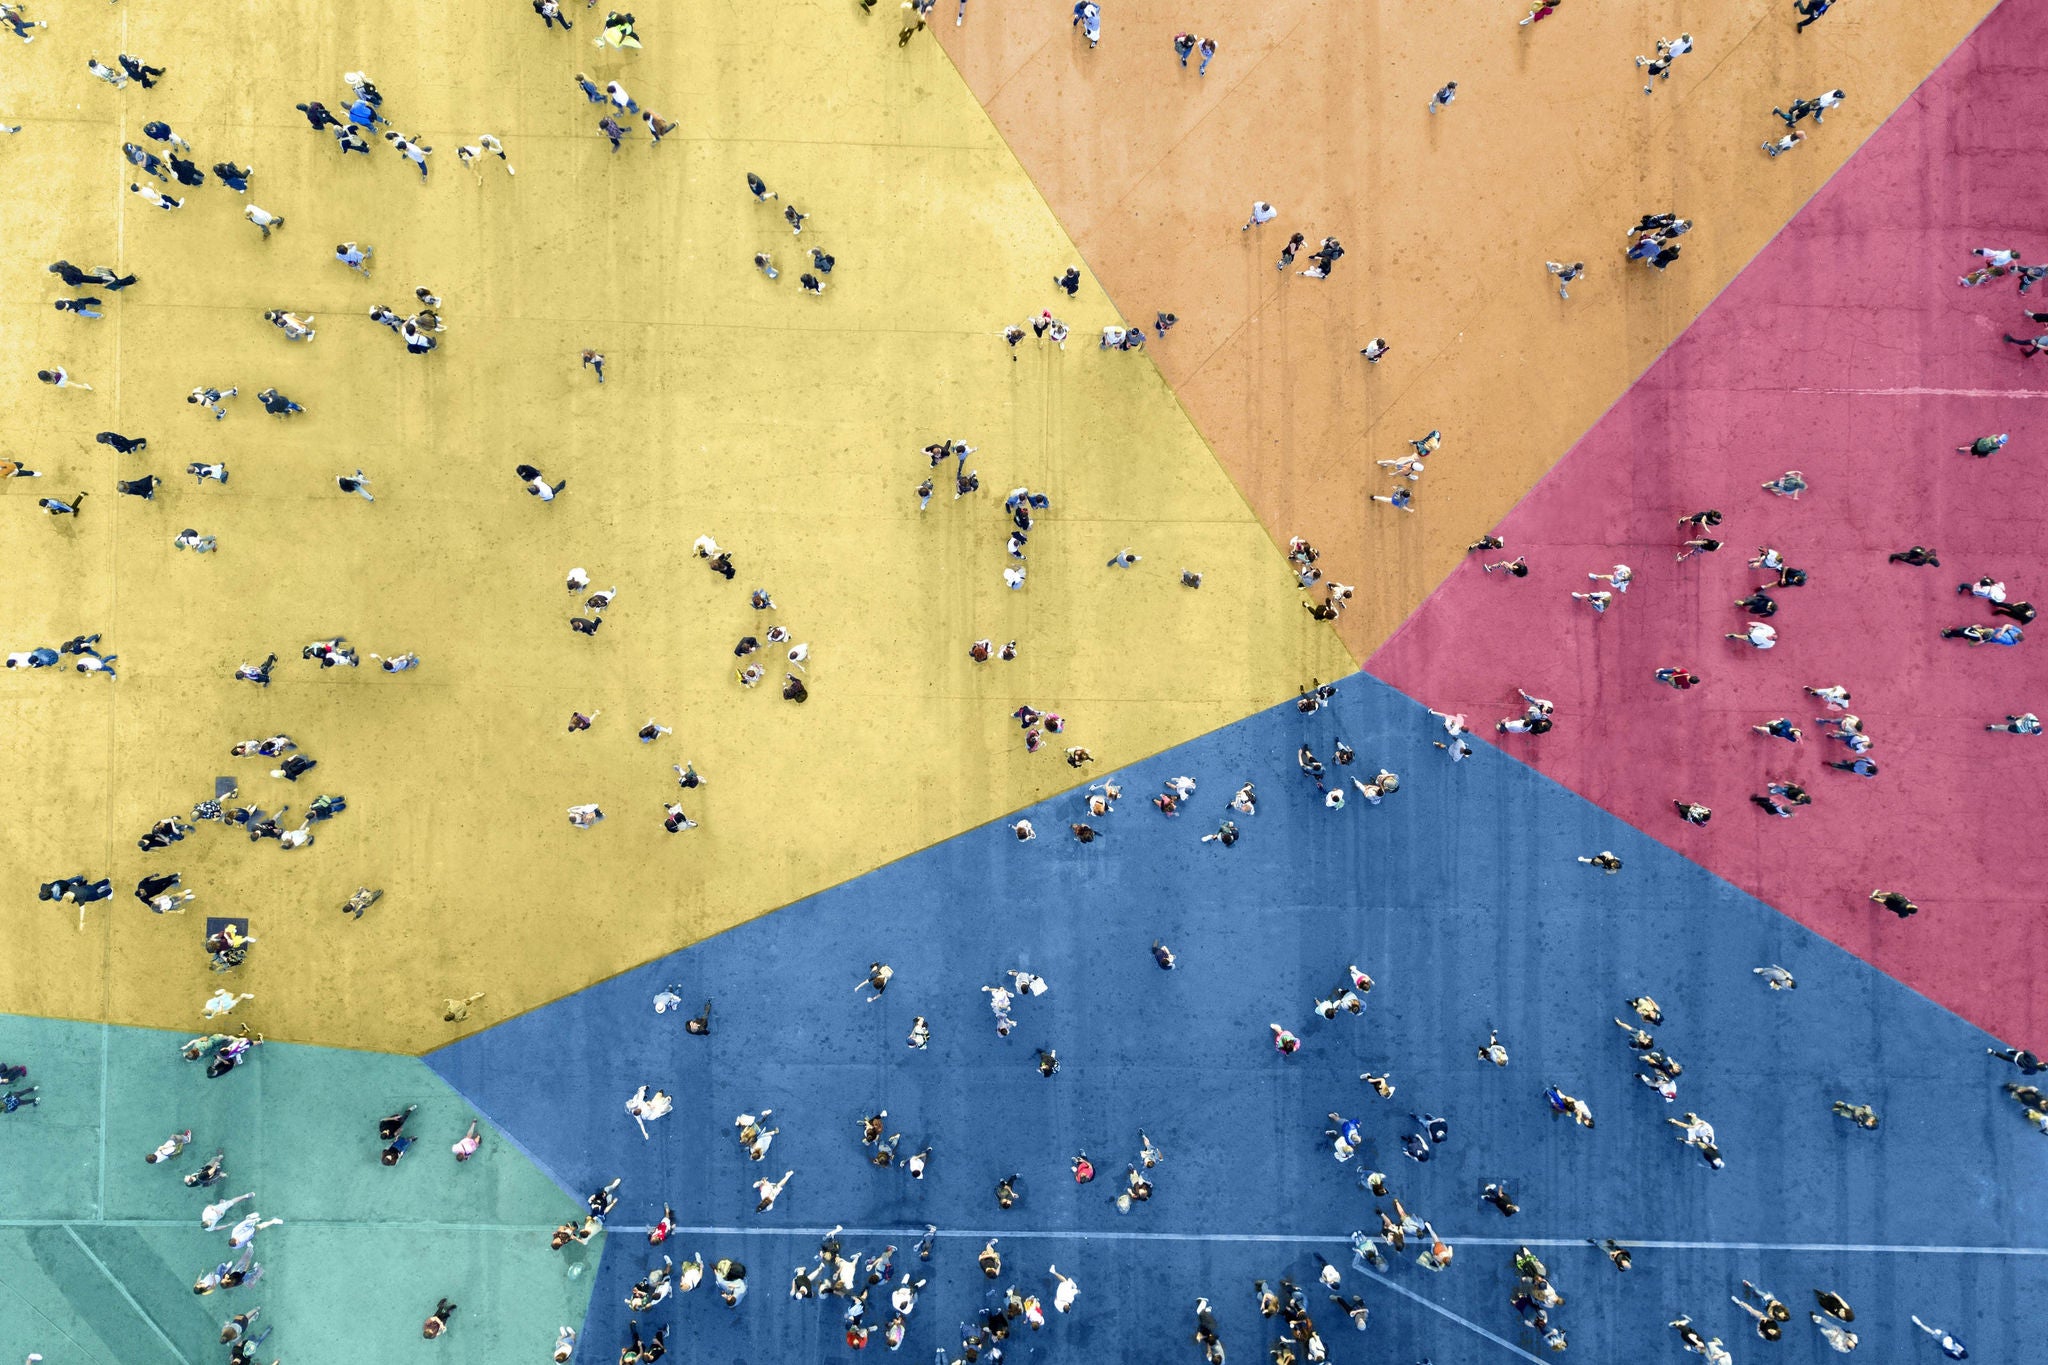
top-left (99, 0), bottom-right (129, 1234)
top-left (968, 28), bottom-right (1056, 116)
top-left (96, 1022), bottom-right (108, 1220)
top-left (63, 1224), bottom-right (193, 1365)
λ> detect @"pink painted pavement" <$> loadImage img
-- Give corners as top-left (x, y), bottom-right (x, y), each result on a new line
top-left (1369, 0), bottom-right (2048, 1053)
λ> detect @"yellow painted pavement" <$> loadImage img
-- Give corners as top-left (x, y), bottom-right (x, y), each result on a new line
top-left (0, 0), bottom-right (1350, 1052)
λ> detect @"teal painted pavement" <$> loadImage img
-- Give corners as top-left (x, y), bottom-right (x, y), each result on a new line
top-left (0, 1014), bottom-right (594, 1363)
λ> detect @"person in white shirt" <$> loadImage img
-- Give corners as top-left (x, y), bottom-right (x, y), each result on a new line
top-left (1727, 622), bottom-right (1777, 649)
top-left (518, 464), bottom-right (565, 501)
top-left (1960, 575), bottom-right (2007, 603)
top-left (981, 984), bottom-right (1013, 1034)
top-left (751, 1170), bottom-right (792, 1213)
top-left (1240, 201), bottom-right (1277, 231)
top-left (264, 309), bottom-right (314, 341)
top-left (201, 1192), bottom-right (254, 1230)
top-left (383, 131), bottom-right (431, 180)
top-left (1637, 33), bottom-right (1691, 91)
top-left (626, 1085), bottom-right (672, 1138)
top-left (457, 135), bottom-right (515, 176)
top-left (201, 991), bottom-right (252, 1020)
top-left (226, 1212), bottom-right (281, 1247)
top-left (1667, 1111), bottom-right (1714, 1147)
top-left (1910, 1315), bottom-right (1968, 1360)
top-left (242, 203), bottom-right (282, 237)
top-left (1810, 1314), bottom-right (1858, 1353)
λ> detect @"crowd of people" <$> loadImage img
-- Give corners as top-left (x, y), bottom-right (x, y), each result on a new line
top-left (1441, 236), bottom-right (2035, 888)
top-left (5, 0), bottom-right (2029, 1360)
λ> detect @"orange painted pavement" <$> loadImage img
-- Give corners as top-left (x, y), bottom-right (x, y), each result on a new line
top-left (937, 0), bottom-right (1998, 659)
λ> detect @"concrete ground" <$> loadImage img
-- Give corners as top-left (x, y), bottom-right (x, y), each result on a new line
top-left (937, 0), bottom-right (1999, 656)
top-left (1372, 0), bottom-right (2048, 1053)
top-left (0, 1013), bottom-right (588, 1364)
top-left (3, 0), bottom-right (2037, 1361)
top-left (0, 0), bottom-right (1348, 1053)
top-left (433, 675), bottom-right (2048, 1363)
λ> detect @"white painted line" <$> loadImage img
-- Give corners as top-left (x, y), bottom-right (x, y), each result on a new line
top-left (1787, 386), bottom-right (2048, 398)
top-left (1359, 1263), bottom-right (1549, 1364)
top-left (586, 1225), bottom-right (2048, 1256)
top-left (5, 1219), bottom-right (2040, 1257)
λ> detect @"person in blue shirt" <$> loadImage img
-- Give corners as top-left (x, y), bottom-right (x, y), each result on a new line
top-left (1072, 2), bottom-right (1100, 48)
top-left (1941, 623), bottom-right (2023, 645)
top-left (1794, 0), bottom-right (1832, 33)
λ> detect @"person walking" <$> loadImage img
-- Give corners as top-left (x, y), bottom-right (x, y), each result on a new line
top-left (422, 1298), bottom-right (457, 1339)
top-left (243, 204), bottom-right (284, 239)
top-left (1072, 1), bottom-right (1100, 48)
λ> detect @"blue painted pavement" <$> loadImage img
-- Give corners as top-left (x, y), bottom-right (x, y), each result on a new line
top-left (429, 672), bottom-right (2047, 1364)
